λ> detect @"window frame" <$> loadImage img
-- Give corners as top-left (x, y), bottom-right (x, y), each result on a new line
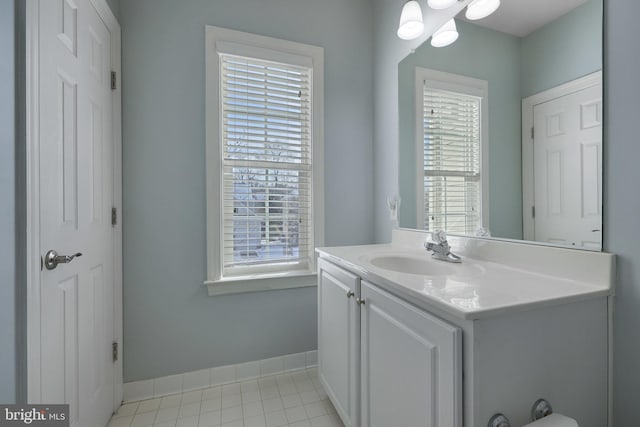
top-left (414, 67), bottom-right (490, 234)
top-left (205, 26), bottom-right (324, 295)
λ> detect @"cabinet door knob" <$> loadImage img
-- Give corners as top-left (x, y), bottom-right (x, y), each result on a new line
top-left (356, 298), bottom-right (365, 305)
top-left (347, 290), bottom-right (355, 298)
top-left (488, 413), bottom-right (510, 427)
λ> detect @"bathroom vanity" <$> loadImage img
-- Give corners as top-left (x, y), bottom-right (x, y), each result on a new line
top-left (316, 229), bottom-right (614, 427)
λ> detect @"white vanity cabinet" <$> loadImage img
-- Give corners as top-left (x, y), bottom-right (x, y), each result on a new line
top-left (317, 247), bottom-right (610, 427)
top-left (318, 258), bottom-right (360, 427)
top-left (318, 258), bottom-right (462, 427)
top-left (360, 280), bottom-right (462, 427)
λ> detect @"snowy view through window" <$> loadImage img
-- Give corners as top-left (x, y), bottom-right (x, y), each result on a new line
top-left (222, 55), bottom-right (311, 269)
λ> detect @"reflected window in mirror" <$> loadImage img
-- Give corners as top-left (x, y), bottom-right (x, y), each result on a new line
top-left (416, 68), bottom-right (489, 235)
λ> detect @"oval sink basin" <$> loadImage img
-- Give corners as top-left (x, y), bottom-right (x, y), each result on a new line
top-left (369, 255), bottom-right (458, 277)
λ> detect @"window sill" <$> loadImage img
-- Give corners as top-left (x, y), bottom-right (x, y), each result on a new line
top-left (205, 271), bottom-right (317, 296)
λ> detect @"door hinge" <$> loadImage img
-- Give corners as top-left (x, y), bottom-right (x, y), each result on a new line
top-left (531, 127), bottom-right (535, 140)
top-left (112, 341), bottom-right (118, 363)
top-left (111, 207), bottom-right (117, 226)
top-left (532, 206), bottom-right (536, 218)
top-left (111, 71), bottom-right (117, 90)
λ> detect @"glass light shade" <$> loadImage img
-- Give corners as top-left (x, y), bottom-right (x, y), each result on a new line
top-left (465, 0), bottom-right (500, 20)
top-left (428, 0), bottom-right (457, 10)
top-left (397, 0), bottom-right (425, 40)
top-left (430, 19), bottom-right (459, 47)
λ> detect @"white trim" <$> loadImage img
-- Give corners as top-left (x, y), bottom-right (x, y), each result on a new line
top-left (521, 71), bottom-right (603, 241)
top-left (215, 41), bottom-right (314, 69)
top-left (414, 67), bottom-right (490, 232)
top-left (206, 273), bottom-right (316, 296)
top-left (25, 0), bottom-right (123, 409)
top-left (122, 351), bottom-right (319, 403)
top-left (92, 0), bottom-right (125, 409)
top-left (25, 0), bottom-right (41, 403)
top-left (205, 26), bottom-right (324, 293)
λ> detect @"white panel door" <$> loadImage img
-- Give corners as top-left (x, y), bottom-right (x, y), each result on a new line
top-left (533, 82), bottom-right (602, 248)
top-left (360, 281), bottom-right (462, 427)
top-left (317, 259), bottom-right (360, 427)
top-left (38, 0), bottom-right (115, 426)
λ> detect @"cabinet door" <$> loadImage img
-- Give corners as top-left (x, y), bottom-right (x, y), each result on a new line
top-left (360, 281), bottom-right (462, 427)
top-left (318, 259), bottom-right (360, 427)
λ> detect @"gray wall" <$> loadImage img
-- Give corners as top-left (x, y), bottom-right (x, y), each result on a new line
top-left (119, 0), bottom-right (374, 381)
top-left (0, 0), bottom-right (16, 404)
top-left (520, 0), bottom-right (602, 98)
top-left (105, 0), bottom-right (119, 20)
top-left (605, 1), bottom-right (640, 425)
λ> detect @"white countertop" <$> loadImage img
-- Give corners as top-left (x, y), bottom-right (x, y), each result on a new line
top-left (316, 239), bottom-right (613, 320)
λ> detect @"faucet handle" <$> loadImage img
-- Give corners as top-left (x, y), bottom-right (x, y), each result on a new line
top-left (431, 230), bottom-right (448, 244)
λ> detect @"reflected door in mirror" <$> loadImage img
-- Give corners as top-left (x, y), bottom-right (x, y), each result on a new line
top-left (528, 77), bottom-right (602, 249)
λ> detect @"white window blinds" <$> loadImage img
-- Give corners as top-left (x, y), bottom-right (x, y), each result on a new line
top-left (422, 85), bottom-right (482, 234)
top-left (221, 54), bottom-right (313, 276)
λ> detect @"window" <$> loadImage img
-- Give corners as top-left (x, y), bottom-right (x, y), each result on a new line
top-left (415, 68), bottom-right (488, 235)
top-left (205, 26), bottom-right (324, 294)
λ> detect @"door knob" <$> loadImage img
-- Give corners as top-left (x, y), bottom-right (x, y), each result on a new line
top-left (44, 250), bottom-right (82, 270)
top-left (347, 290), bottom-right (355, 298)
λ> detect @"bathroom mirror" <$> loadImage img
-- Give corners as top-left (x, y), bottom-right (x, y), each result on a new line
top-left (398, 0), bottom-right (603, 250)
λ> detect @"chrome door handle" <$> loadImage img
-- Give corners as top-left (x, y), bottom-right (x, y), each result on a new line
top-left (44, 250), bottom-right (82, 270)
top-left (347, 290), bottom-right (355, 298)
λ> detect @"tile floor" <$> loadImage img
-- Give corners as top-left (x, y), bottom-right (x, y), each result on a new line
top-left (108, 368), bottom-right (344, 427)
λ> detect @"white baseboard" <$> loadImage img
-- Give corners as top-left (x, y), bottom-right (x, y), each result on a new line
top-left (123, 350), bottom-right (318, 403)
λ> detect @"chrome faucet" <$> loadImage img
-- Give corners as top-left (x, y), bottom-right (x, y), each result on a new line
top-left (424, 231), bottom-right (462, 263)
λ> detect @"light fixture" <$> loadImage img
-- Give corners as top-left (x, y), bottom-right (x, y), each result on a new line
top-left (427, 0), bottom-right (457, 10)
top-left (465, 0), bottom-right (500, 20)
top-left (430, 19), bottom-right (459, 47)
top-left (397, 0), bottom-right (425, 40)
